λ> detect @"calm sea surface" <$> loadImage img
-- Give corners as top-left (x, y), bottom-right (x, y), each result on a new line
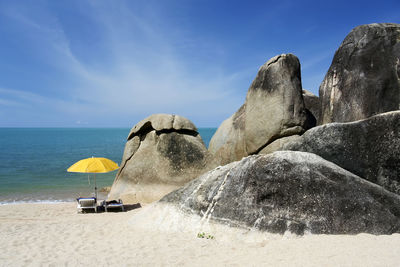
top-left (0, 128), bottom-right (216, 204)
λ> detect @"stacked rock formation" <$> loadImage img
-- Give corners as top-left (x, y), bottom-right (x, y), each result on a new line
top-left (115, 23), bottom-right (400, 235)
top-left (152, 23), bottom-right (400, 235)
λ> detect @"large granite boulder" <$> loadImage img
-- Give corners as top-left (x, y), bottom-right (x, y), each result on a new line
top-left (108, 114), bottom-right (213, 203)
top-left (161, 151), bottom-right (400, 235)
top-left (319, 23), bottom-right (400, 124)
top-left (282, 111), bottom-right (400, 195)
top-left (209, 54), bottom-right (311, 165)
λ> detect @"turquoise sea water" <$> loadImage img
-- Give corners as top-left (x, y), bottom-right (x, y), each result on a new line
top-left (0, 128), bottom-right (216, 204)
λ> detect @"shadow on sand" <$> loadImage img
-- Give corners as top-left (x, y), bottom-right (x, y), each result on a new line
top-left (80, 203), bottom-right (142, 213)
top-left (123, 203), bottom-right (142, 211)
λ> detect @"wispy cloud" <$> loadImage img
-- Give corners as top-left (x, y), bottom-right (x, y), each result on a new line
top-left (1, 1), bottom-right (246, 127)
top-left (0, 87), bottom-right (91, 114)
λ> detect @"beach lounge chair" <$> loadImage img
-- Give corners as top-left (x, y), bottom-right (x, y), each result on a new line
top-left (103, 199), bottom-right (124, 212)
top-left (77, 197), bottom-right (97, 213)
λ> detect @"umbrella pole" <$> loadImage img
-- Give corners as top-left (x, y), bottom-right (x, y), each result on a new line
top-left (94, 173), bottom-right (97, 200)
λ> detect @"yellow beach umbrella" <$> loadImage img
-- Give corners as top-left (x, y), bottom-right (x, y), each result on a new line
top-left (68, 157), bottom-right (119, 173)
top-left (68, 157), bottom-right (119, 199)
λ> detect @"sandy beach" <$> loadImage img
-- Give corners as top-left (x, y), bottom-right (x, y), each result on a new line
top-left (0, 203), bottom-right (399, 267)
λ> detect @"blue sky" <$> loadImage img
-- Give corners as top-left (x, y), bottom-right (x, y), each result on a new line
top-left (0, 0), bottom-right (399, 127)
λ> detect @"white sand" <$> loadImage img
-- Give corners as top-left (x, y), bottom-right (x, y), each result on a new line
top-left (0, 202), bottom-right (399, 267)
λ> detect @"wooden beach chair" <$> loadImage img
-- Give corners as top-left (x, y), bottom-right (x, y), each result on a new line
top-left (77, 197), bottom-right (97, 213)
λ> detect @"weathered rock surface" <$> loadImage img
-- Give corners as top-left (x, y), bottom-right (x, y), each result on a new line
top-left (161, 151), bottom-right (400, 235)
top-left (209, 54), bottom-right (310, 165)
top-left (258, 135), bottom-right (300, 155)
top-left (302, 89), bottom-right (320, 125)
top-left (319, 23), bottom-right (400, 124)
top-left (282, 111), bottom-right (400, 195)
top-left (108, 114), bottom-right (214, 203)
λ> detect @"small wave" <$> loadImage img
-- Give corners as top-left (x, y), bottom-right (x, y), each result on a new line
top-left (0, 199), bottom-right (74, 205)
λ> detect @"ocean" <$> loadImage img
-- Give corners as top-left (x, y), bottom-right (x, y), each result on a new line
top-left (0, 128), bottom-right (217, 204)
